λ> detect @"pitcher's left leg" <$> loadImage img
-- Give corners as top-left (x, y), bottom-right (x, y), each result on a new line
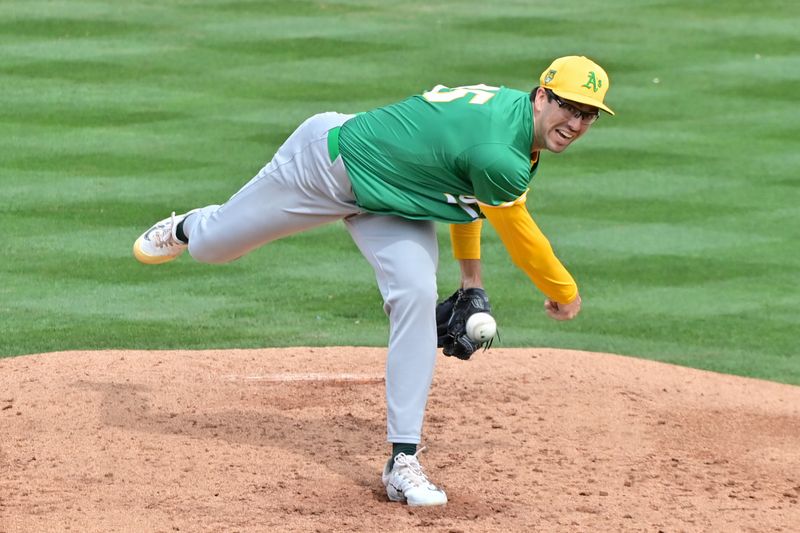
top-left (345, 214), bottom-right (447, 506)
top-left (344, 214), bottom-right (439, 443)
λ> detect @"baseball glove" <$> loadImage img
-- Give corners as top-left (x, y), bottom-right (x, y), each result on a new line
top-left (436, 288), bottom-right (495, 360)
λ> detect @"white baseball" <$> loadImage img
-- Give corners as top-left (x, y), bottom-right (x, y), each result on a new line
top-left (465, 312), bottom-right (496, 343)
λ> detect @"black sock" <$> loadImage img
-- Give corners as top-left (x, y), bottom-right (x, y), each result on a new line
top-left (175, 220), bottom-right (188, 244)
top-left (391, 443), bottom-right (417, 464)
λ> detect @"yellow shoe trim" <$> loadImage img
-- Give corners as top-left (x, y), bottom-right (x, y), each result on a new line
top-left (132, 238), bottom-right (180, 265)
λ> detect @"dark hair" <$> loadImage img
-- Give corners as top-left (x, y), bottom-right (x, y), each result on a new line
top-left (529, 86), bottom-right (552, 102)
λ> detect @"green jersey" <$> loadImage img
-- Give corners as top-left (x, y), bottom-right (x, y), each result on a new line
top-left (338, 84), bottom-right (538, 224)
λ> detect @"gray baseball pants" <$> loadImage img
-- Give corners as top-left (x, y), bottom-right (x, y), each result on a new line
top-left (182, 112), bottom-right (439, 444)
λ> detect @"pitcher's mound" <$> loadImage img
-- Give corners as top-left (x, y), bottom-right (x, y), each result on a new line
top-left (1, 347), bottom-right (799, 532)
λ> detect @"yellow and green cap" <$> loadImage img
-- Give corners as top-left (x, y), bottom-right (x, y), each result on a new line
top-left (540, 55), bottom-right (614, 115)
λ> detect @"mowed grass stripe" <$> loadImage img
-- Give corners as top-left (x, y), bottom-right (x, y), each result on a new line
top-left (1, 0), bottom-right (798, 384)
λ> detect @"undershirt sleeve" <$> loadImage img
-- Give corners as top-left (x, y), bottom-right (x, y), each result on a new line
top-left (450, 220), bottom-right (483, 259)
top-left (480, 201), bottom-right (578, 304)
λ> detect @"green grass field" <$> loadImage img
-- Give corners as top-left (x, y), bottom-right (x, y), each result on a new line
top-left (2, 0), bottom-right (798, 384)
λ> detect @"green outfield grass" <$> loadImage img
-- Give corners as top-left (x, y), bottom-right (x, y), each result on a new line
top-left (2, 0), bottom-right (798, 384)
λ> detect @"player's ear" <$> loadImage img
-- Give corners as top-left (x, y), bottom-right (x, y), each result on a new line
top-left (532, 87), bottom-right (548, 113)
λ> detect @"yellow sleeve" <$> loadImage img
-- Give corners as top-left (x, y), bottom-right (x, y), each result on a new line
top-left (450, 220), bottom-right (483, 260)
top-left (481, 202), bottom-right (578, 304)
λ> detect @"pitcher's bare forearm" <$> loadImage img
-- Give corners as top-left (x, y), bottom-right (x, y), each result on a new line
top-left (458, 259), bottom-right (483, 289)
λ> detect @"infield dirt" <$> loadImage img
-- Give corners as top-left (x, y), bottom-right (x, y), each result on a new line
top-left (1, 347), bottom-right (799, 532)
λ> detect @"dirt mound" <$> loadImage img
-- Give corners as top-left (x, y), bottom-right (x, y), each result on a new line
top-left (1, 347), bottom-right (798, 532)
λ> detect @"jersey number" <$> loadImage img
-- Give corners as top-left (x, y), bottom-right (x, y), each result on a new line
top-left (422, 84), bottom-right (499, 105)
top-left (444, 193), bottom-right (480, 219)
top-left (424, 84), bottom-right (497, 218)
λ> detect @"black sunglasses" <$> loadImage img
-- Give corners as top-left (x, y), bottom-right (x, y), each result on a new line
top-left (545, 89), bottom-right (600, 125)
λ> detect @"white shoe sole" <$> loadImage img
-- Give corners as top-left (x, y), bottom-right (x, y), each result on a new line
top-left (385, 482), bottom-right (447, 506)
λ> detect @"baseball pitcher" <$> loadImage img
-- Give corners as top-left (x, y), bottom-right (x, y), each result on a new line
top-left (133, 56), bottom-right (614, 506)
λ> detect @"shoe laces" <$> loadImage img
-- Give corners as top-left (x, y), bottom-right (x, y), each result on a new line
top-left (152, 212), bottom-right (180, 249)
top-left (393, 446), bottom-right (434, 489)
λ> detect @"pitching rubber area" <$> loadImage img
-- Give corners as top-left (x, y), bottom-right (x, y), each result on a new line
top-left (223, 372), bottom-right (385, 384)
top-left (2, 347), bottom-right (799, 532)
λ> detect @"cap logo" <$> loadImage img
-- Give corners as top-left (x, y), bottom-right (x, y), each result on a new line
top-left (544, 69), bottom-right (556, 84)
top-left (581, 71), bottom-right (603, 92)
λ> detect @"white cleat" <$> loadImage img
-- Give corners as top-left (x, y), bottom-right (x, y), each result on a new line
top-left (133, 210), bottom-right (196, 265)
top-left (382, 448), bottom-right (447, 506)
